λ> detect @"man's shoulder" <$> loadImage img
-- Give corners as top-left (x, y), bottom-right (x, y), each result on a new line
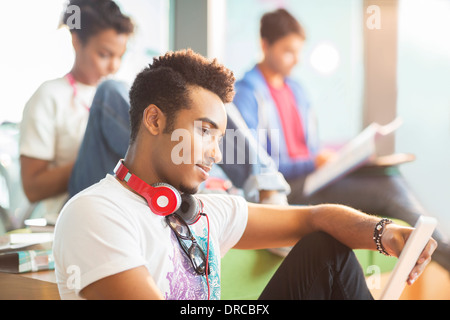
top-left (285, 76), bottom-right (306, 91)
top-left (59, 175), bottom-right (124, 217)
top-left (235, 66), bottom-right (261, 89)
top-left (55, 175), bottom-right (142, 241)
top-left (70, 174), bottom-right (117, 197)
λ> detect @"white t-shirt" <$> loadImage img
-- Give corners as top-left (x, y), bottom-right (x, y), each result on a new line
top-left (19, 76), bottom-right (96, 218)
top-left (53, 174), bottom-right (249, 300)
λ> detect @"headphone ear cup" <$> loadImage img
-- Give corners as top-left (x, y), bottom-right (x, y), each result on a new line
top-left (174, 194), bottom-right (202, 225)
top-left (149, 183), bottom-right (182, 216)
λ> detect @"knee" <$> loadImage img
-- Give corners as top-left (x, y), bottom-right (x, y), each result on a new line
top-left (98, 79), bottom-right (127, 93)
top-left (298, 231), bottom-right (344, 249)
top-left (94, 80), bottom-right (129, 106)
top-left (291, 232), bottom-right (353, 262)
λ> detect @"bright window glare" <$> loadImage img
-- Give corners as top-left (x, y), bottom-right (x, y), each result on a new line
top-left (397, 0), bottom-right (450, 235)
top-left (0, 0), bottom-right (170, 124)
top-left (0, 0), bottom-right (74, 124)
top-left (399, 0), bottom-right (450, 57)
top-left (309, 42), bottom-right (340, 75)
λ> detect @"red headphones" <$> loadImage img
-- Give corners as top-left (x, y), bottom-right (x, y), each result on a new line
top-left (113, 160), bottom-right (203, 225)
top-left (114, 159), bottom-right (210, 299)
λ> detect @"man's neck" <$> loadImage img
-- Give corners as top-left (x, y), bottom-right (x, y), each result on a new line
top-left (257, 62), bottom-right (285, 89)
top-left (114, 154), bottom-right (156, 198)
top-left (121, 144), bottom-right (160, 187)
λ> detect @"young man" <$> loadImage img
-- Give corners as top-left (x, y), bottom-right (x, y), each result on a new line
top-left (53, 50), bottom-right (436, 300)
top-left (232, 8), bottom-right (450, 269)
top-left (67, 80), bottom-right (290, 204)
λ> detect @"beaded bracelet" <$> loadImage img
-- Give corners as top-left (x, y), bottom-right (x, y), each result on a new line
top-left (373, 218), bottom-right (393, 256)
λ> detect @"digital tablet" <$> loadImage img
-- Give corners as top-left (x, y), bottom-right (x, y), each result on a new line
top-left (379, 216), bottom-right (437, 300)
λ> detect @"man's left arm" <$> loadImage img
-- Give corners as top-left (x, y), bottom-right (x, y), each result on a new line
top-left (235, 203), bottom-right (437, 285)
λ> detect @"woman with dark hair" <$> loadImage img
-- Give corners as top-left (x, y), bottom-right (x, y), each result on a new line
top-left (19, 0), bottom-right (134, 223)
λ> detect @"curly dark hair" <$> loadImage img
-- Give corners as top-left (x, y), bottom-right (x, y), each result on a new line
top-left (61, 0), bottom-right (134, 44)
top-left (129, 49), bottom-right (235, 142)
top-left (260, 8), bottom-right (305, 45)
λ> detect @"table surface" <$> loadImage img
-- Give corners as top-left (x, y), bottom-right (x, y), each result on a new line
top-left (0, 270), bottom-right (59, 300)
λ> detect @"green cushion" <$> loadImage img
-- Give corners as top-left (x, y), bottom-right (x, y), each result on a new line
top-left (221, 218), bottom-right (409, 299)
top-left (354, 249), bottom-right (397, 274)
top-left (221, 247), bottom-right (398, 300)
top-left (221, 249), bottom-right (283, 300)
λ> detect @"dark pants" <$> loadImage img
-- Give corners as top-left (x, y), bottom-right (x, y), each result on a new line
top-left (286, 167), bottom-right (450, 272)
top-left (259, 232), bottom-right (373, 300)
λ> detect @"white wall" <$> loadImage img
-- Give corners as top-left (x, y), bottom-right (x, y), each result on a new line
top-left (396, 0), bottom-right (450, 236)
